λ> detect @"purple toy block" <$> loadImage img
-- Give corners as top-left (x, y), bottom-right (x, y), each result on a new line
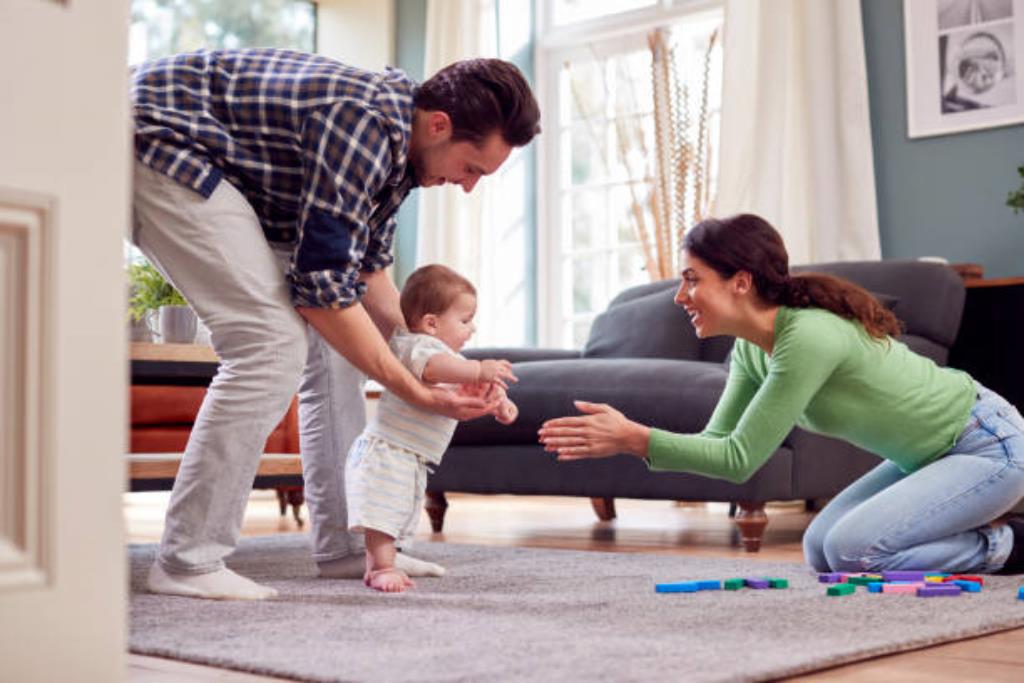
top-left (882, 570), bottom-right (926, 582)
top-left (818, 573), bottom-right (843, 584)
top-left (917, 584), bottom-right (962, 597)
top-left (745, 578), bottom-right (770, 589)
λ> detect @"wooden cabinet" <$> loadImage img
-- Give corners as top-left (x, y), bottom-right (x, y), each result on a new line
top-left (948, 277), bottom-right (1024, 411)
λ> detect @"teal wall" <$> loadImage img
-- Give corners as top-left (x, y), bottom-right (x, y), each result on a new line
top-left (392, 0), bottom-right (427, 287)
top-left (862, 0), bottom-right (1024, 278)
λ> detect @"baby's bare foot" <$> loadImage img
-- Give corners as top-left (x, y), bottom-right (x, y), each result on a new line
top-left (365, 567), bottom-right (414, 593)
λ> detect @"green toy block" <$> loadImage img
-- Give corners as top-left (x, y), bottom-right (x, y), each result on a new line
top-left (723, 578), bottom-right (745, 591)
top-left (847, 575), bottom-right (880, 586)
top-left (827, 583), bottom-right (857, 596)
top-left (768, 578), bottom-right (789, 589)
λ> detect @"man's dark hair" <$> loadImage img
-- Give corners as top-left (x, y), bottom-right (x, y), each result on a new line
top-left (415, 58), bottom-right (541, 147)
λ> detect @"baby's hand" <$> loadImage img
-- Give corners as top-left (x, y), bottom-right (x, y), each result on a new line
top-left (495, 400), bottom-right (518, 425)
top-left (477, 359), bottom-right (517, 388)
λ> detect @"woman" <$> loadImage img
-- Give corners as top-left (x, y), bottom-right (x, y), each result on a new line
top-left (538, 214), bottom-right (1024, 574)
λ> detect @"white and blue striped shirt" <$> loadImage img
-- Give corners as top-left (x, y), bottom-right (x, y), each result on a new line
top-left (366, 331), bottom-right (460, 464)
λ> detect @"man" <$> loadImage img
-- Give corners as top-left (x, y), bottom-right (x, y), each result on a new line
top-left (130, 48), bottom-right (540, 600)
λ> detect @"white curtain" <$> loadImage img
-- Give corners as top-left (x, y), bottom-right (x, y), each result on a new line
top-left (416, 1), bottom-right (493, 339)
top-left (713, 0), bottom-right (881, 265)
top-left (417, 0), bottom-right (529, 347)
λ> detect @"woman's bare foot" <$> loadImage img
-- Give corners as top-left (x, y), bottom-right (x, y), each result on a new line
top-left (365, 566), bottom-right (414, 593)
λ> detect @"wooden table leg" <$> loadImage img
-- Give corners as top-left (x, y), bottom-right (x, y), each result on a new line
top-left (425, 490), bottom-right (448, 533)
top-left (590, 497), bottom-right (617, 521)
top-left (734, 501), bottom-right (768, 552)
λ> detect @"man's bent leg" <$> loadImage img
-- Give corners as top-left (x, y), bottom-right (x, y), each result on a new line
top-left (132, 162), bottom-right (306, 597)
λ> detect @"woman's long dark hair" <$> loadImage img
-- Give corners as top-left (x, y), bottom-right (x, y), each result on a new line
top-left (683, 214), bottom-right (902, 340)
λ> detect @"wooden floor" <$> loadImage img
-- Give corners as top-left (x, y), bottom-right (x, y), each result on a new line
top-left (126, 492), bottom-right (1024, 682)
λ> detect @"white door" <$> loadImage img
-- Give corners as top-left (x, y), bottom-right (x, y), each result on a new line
top-left (0, 1), bottom-right (130, 681)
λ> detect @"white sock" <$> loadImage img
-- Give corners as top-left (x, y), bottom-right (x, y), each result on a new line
top-left (395, 552), bottom-right (446, 577)
top-left (317, 552), bottom-right (446, 578)
top-left (146, 563), bottom-right (277, 601)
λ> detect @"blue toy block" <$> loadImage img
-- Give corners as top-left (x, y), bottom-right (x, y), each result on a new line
top-left (696, 580), bottom-right (721, 591)
top-left (1018, 586), bottom-right (1024, 601)
top-left (952, 580), bottom-right (981, 593)
top-left (655, 581), bottom-right (700, 593)
top-left (867, 582), bottom-right (884, 593)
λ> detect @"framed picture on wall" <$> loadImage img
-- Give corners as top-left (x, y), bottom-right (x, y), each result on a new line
top-left (904, 0), bottom-right (1024, 138)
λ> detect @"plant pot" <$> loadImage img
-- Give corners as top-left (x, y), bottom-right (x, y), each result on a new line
top-left (158, 305), bottom-right (197, 344)
top-left (128, 312), bottom-right (155, 342)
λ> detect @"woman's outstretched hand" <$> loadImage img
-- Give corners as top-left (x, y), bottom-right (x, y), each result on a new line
top-left (538, 401), bottom-right (650, 461)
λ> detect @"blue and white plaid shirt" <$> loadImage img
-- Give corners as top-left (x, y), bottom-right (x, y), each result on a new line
top-left (131, 48), bottom-right (417, 308)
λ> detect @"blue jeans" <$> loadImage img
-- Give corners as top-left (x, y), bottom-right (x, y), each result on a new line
top-left (803, 383), bottom-right (1024, 574)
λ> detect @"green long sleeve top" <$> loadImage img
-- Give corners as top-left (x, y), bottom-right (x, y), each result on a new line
top-left (647, 306), bottom-right (976, 484)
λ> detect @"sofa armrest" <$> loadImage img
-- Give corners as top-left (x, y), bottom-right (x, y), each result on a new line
top-left (462, 347), bottom-right (582, 364)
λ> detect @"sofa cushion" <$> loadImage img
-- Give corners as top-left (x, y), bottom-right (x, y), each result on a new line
top-left (793, 260), bottom-right (964, 347)
top-left (583, 288), bottom-right (702, 361)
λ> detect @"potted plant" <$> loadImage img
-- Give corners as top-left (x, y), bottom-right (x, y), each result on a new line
top-left (1008, 165), bottom-right (1024, 214)
top-left (127, 260), bottom-right (196, 344)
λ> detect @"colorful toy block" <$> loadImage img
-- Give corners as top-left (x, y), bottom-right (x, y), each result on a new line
top-left (827, 583), bottom-right (856, 596)
top-left (818, 573), bottom-right (843, 584)
top-left (1018, 586), bottom-right (1024, 601)
top-left (848, 575), bottom-right (882, 586)
top-left (867, 582), bottom-right (884, 593)
top-left (951, 580), bottom-right (982, 593)
top-left (723, 578), bottom-right (745, 591)
top-left (768, 578), bottom-right (789, 589)
top-left (655, 581), bottom-right (700, 593)
top-left (924, 575), bottom-right (948, 583)
top-left (881, 570), bottom-right (925, 582)
top-left (943, 574), bottom-right (984, 586)
top-left (696, 580), bottom-right (722, 591)
top-left (882, 582), bottom-right (923, 594)
top-left (917, 584), bottom-right (962, 597)
top-left (745, 578), bottom-right (770, 589)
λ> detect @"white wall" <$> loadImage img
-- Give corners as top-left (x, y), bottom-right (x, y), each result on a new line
top-left (317, 0), bottom-right (395, 70)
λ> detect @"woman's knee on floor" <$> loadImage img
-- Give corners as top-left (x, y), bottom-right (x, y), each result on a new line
top-left (821, 522), bottom-right (891, 573)
top-left (802, 517), bottom-right (832, 572)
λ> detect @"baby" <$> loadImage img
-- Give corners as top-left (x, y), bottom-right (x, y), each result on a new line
top-left (345, 264), bottom-right (518, 592)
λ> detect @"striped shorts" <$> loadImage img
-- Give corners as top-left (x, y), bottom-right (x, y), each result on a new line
top-left (344, 434), bottom-right (429, 542)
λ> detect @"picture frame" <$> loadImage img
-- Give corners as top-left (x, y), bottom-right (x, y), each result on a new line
top-left (904, 0), bottom-right (1024, 138)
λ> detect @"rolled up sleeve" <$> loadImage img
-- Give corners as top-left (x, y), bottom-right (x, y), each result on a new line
top-left (288, 103), bottom-right (392, 308)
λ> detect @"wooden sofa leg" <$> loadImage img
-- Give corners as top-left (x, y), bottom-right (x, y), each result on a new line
top-left (734, 501), bottom-right (768, 552)
top-left (425, 491), bottom-right (448, 533)
top-left (590, 497), bottom-right (616, 521)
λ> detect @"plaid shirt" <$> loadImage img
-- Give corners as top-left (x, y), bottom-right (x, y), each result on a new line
top-left (131, 48), bottom-right (416, 308)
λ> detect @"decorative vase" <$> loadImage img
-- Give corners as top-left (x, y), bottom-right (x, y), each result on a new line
top-left (158, 305), bottom-right (197, 344)
top-left (128, 311), bottom-right (154, 342)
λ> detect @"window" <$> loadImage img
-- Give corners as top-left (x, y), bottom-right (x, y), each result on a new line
top-left (128, 0), bottom-right (316, 65)
top-left (537, 1), bottom-right (722, 348)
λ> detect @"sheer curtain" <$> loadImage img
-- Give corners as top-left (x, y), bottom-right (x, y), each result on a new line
top-left (417, 0), bottom-right (527, 346)
top-left (713, 0), bottom-right (880, 264)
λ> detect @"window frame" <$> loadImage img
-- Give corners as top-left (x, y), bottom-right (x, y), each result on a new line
top-left (534, 0), bottom-right (722, 348)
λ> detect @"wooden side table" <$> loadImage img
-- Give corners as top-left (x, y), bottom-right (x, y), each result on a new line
top-left (948, 277), bottom-right (1024, 411)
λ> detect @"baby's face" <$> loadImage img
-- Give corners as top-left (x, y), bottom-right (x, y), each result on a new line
top-left (428, 292), bottom-right (478, 351)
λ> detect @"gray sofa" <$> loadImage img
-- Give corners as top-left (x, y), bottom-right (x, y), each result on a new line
top-left (426, 260), bottom-right (967, 551)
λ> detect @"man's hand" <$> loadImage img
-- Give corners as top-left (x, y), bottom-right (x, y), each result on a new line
top-left (433, 384), bottom-right (501, 420)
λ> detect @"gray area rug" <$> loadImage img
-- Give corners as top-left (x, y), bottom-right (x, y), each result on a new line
top-left (129, 535), bottom-right (1024, 682)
